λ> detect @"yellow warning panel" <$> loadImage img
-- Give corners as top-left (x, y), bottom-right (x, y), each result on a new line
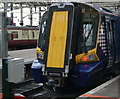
top-left (47, 11), bottom-right (68, 68)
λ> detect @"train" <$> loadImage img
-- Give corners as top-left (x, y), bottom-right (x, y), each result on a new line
top-left (31, 2), bottom-right (120, 92)
top-left (7, 26), bottom-right (39, 50)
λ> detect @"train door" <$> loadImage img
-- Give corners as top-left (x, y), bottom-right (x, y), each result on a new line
top-left (105, 16), bottom-right (115, 68)
top-left (43, 3), bottom-right (74, 78)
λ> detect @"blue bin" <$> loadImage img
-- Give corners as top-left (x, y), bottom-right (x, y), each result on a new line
top-left (31, 58), bottom-right (47, 83)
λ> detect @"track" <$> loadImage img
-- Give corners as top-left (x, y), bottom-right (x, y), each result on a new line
top-left (15, 79), bottom-right (48, 99)
top-left (3, 74), bottom-right (119, 99)
top-left (15, 79), bottom-right (57, 99)
top-left (14, 79), bottom-right (86, 99)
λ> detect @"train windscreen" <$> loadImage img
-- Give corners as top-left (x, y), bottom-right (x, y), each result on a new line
top-left (38, 12), bottom-right (48, 51)
top-left (77, 4), bottom-right (99, 54)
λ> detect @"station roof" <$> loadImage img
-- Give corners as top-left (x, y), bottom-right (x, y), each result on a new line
top-left (0, 0), bottom-right (119, 2)
top-left (0, 0), bottom-right (119, 15)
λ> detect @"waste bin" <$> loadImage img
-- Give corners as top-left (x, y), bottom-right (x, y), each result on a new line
top-left (31, 58), bottom-right (47, 83)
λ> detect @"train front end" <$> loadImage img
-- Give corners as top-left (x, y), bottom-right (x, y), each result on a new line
top-left (33, 2), bottom-right (103, 89)
top-left (42, 3), bottom-right (74, 88)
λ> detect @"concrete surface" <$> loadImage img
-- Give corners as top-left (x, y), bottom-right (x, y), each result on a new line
top-left (0, 48), bottom-right (36, 67)
top-left (77, 75), bottom-right (120, 99)
top-left (0, 48), bottom-right (36, 89)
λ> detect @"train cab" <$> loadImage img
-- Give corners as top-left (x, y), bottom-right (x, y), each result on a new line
top-left (33, 2), bottom-right (120, 90)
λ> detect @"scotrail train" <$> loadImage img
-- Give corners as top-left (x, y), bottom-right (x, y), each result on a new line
top-left (32, 2), bottom-right (120, 91)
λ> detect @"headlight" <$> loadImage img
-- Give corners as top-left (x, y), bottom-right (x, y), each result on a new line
top-left (81, 53), bottom-right (98, 62)
top-left (75, 48), bottom-right (100, 64)
top-left (81, 54), bottom-right (95, 61)
top-left (37, 52), bottom-right (44, 60)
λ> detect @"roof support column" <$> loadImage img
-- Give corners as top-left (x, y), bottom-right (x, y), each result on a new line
top-left (11, 3), bottom-right (13, 24)
top-left (20, 3), bottom-right (23, 26)
top-left (30, 8), bottom-right (32, 26)
top-left (39, 7), bottom-right (41, 25)
top-left (4, 3), bottom-right (8, 17)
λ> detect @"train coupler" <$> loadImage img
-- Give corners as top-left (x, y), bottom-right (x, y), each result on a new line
top-left (46, 74), bottom-right (65, 88)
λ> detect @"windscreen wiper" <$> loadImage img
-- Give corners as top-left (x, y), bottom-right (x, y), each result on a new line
top-left (85, 25), bottom-right (94, 42)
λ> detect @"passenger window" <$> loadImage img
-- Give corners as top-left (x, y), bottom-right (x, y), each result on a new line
top-left (22, 30), bottom-right (28, 39)
top-left (111, 20), bottom-right (115, 36)
top-left (12, 31), bottom-right (18, 40)
top-left (32, 31), bottom-right (34, 38)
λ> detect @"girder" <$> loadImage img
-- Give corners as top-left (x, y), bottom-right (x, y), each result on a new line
top-left (0, 0), bottom-right (119, 19)
top-left (0, 0), bottom-right (119, 2)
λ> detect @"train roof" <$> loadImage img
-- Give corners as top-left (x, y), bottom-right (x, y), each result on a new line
top-left (50, 2), bottom-right (119, 17)
top-left (7, 26), bottom-right (39, 30)
top-left (76, 2), bottom-right (119, 16)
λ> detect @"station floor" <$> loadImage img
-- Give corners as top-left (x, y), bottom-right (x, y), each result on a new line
top-left (0, 48), bottom-right (36, 67)
top-left (0, 48), bottom-right (36, 88)
top-left (77, 75), bottom-right (120, 99)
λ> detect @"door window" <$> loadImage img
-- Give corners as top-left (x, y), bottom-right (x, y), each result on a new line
top-left (106, 22), bottom-right (112, 49)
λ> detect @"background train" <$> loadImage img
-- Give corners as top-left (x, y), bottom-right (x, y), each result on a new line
top-left (32, 2), bottom-right (120, 92)
top-left (7, 26), bottom-right (39, 50)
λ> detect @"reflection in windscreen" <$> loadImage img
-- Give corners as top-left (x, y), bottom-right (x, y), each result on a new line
top-left (38, 20), bottom-right (47, 51)
top-left (83, 23), bottom-right (94, 46)
top-left (77, 18), bottom-right (98, 54)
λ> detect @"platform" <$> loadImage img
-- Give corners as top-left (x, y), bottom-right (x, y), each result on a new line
top-left (0, 48), bottom-right (36, 88)
top-left (77, 75), bottom-right (120, 99)
top-left (0, 48), bottom-right (36, 68)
